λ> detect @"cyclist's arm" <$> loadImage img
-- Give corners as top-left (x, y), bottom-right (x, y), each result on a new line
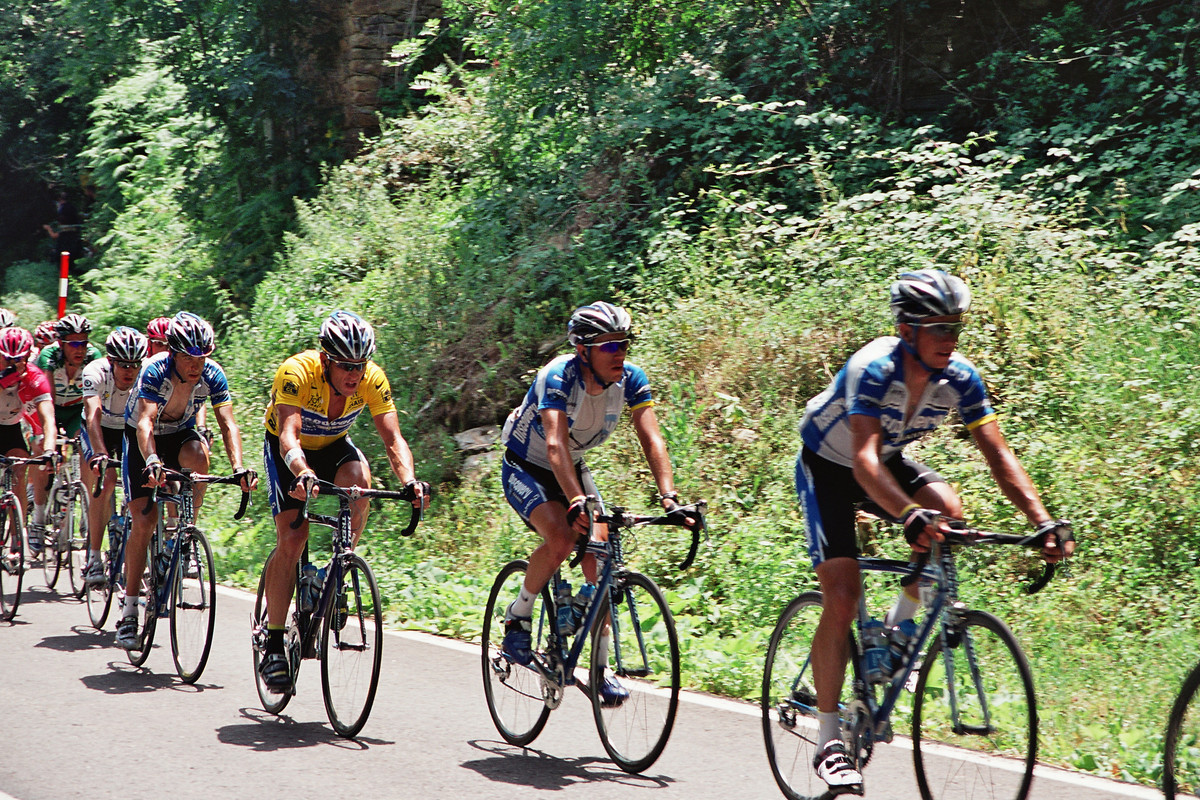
top-left (211, 402), bottom-right (250, 476)
top-left (372, 411), bottom-right (424, 505)
top-left (82, 395), bottom-right (106, 463)
top-left (629, 404), bottom-right (678, 511)
top-left (540, 407), bottom-right (587, 522)
top-left (36, 398), bottom-right (56, 457)
top-left (276, 404), bottom-right (310, 477)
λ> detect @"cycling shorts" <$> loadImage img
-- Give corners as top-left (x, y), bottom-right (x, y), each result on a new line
top-left (81, 426), bottom-right (124, 464)
top-left (122, 426), bottom-right (203, 502)
top-left (55, 404), bottom-right (84, 439)
top-left (796, 445), bottom-right (944, 568)
top-left (501, 449), bottom-right (601, 526)
top-left (263, 431), bottom-right (365, 517)
top-left (0, 423), bottom-right (29, 456)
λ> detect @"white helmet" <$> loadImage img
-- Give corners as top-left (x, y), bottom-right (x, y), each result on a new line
top-left (106, 327), bottom-right (148, 362)
top-left (319, 311), bottom-right (376, 361)
top-left (0, 309), bottom-right (15, 329)
top-left (890, 270), bottom-right (971, 323)
top-left (567, 302), bottom-right (632, 346)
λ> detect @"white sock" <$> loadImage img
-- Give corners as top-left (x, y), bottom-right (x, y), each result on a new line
top-left (886, 591), bottom-right (920, 627)
top-left (594, 632), bottom-right (611, 669)
top-left (509, 585), bottom-right (537, 619)
top-left (89, 549), bottom-right (101, 562)
top-left (33, 503), bottom-right (47, 525)
top-left (124, 594), bottom-right (139, 617)
top-left (818, 711), bottom-right (841, 748)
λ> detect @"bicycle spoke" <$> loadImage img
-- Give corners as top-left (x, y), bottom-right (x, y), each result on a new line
top-left (169, 529), bottom-right (217, 683)
top-left (0, 504), bottom-right (24, 621)
top-left (320, 553), bottom-right (382, 737)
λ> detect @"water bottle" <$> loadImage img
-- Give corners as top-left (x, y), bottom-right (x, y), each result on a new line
top-left (555, 578), bottom-right (574, 635)
top-left (861, 617), bottom-right (888, 684)
top-left (571, 582), bottom-right (596, 631)
top-left (886, 619), bottom-right (918, 680)
top-left (298, 562), bottom-right (320, 613)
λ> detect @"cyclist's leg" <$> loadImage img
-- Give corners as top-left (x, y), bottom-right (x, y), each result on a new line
top-left (118, 427), bottom-right (163, 646)
top-left (176, 430), bottom-right (209, 515)
top-left (328, 438), bottom-right (370, 545)
top-left (887, 457), bottom-right (961, 621)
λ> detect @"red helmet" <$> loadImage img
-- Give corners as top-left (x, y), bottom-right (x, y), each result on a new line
top-left (33, 320), bottom-right (58, 347)
top-left (0, 327), bottom-right (34, 360)
top-left (146, 316), bottom-right (171, 342)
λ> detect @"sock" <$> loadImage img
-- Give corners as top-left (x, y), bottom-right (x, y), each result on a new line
top-left (123, 594), bottom-right (139, 616)
top-left (33, 503), bottom-right (47, 526)
top-left (509, 584), bottom-right (537, 619)
top-left (266, 626), bottom-right (286, 654)
top-left (886, 590), bottom-right (920, 627)
top-left (89, 549), bottom-right (101, 562)
top-left (818, 711), bottom-right (842, 748)
top-left (594, 632), bottom-right (611, 670)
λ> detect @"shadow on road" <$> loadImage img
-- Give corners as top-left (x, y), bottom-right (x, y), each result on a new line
top-left (460, 739), bottom-right (675, 791)
top-left (80, 661), bottom-right (216, 694)
top-left (35, 625), bottom-right (113, 652)
top-left (217, 707), bottom-right (394, 751)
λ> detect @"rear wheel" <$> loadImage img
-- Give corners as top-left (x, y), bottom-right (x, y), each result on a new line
top-left (41, 492), bottom-right (66, 589)
top-left (125, 530), bottom-right (160, 667)
top-left (87, 513), bottom-right (122, 629)
top-left (482, 559), bottom-right (552, 746)
top-left (252, 549), bottom-right (294, 715)
top-left (1165, 658), bottom-right (1200, 799)
top-left (169, 528), bottom-right (216, 683)
top-left (912, 609), bottom-right (1036, 800)
top-left (66, 486), bottom-right (90, 597)
top-left (0, 504), bottom-right (25, 622)
top-left (320, 553), bottom-right (383, 738)
top-left (590, 570), bottom-right (680, 774)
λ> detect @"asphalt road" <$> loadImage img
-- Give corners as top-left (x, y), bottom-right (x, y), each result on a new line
top-left (0, 578), bottom-right (1164, 800)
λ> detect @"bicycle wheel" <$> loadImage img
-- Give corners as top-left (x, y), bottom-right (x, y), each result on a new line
top-left (41, 492), bottom-right (65, 589)
top-left (482, 559), bottom-right (553, 746)
top-left (0, 504), bottom-right (25, 622)
top-left (126, 532), bottom-right (159, 667)
top-left (252, 550), bottom-right (293, 715)
top-left (169, 528), bottom-right (216, 683)
top-left (320, 552), bottom-right (382, 737)
top-left (85, 548), bottom-right (113, 629)
top-left (764, 591), bottom-right (848, 800)
top-left (912, 609), bottom-right (1036, 800)
top-left (1164, 659), bottom-right (1200, 798)
top-left (66, 486), bottom-right (89, 597)
top-left (587, 570), bottom-right (679, 773)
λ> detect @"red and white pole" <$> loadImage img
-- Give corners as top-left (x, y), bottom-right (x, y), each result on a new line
top-left (57, 251), bottom-right (69, 318)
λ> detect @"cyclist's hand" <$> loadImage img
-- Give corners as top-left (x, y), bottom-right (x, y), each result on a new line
top-left (233, 466), bottom-right (258, 492)
top-left (88, 453), bottom-right (109, 475)
top-left (403, 479), bottom-right (431, 509)
top-left (142, 455), bottom-right (165, 488)
top-left (41, 451), bottom-right (60, 473)
top-left (1035, 519), bottom-right (1074, 562)
top-left (197, 427), bottom-right (214, 447)
top-left (662, 497), bottom-right (701, 533)
top-left (902, 506), bottom-right (945, 552)
top-left (289, 470), bottom-right (317, 500)
top-left (566, 495), bottom-right (591, 534)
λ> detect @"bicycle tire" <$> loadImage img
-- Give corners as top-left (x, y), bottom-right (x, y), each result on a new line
top-left (252, 549), bottom-right (293, 715)
top-left (763, 591), bottom-right (843, 800)
top-left (87, 512), bottom-right (121, 630)
top-left (590, 570), bottom-right (680, 774)
top-left (481, 559), bottom-right (553, 747)
top-left (1164, 658), bottom-right (1200, 798)
top-left (912, 608), bottom-right (1036, 800)
top-left (320, 552), bottom-right (383, 738)
top-left (66, 484), bottom-right (89, 598)
top-left (169, 527), bottom-right (216, 683)
top-left (41, 490), bottom-right (65, 589)
top-left (0, 503), bottom-right (25, 622)
top-left (126, 528), bottom-right (160, 667)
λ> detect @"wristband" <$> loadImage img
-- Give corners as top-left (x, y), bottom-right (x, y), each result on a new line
top-left (283, 447), bottom-right (304, 470)
top-left (144, 453), bottom-right (162, 468)
top-left (655, 490), bottom-right (679, 502)
top-left (898, 502), bottom-right (920, 518)
top-left (569, 495), bottom-right (586, 506)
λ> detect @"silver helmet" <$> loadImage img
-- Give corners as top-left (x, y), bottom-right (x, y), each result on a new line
top-left (890, 270), bottom-right (971, 323)
top-left (567, 302), bottom-right (632, 346)
top-left (166, 311), bottom-right (215, 357)
top-left (319, 311), bottom-right (376, 361)
top-left (106, 327), bottom-right (148, 362)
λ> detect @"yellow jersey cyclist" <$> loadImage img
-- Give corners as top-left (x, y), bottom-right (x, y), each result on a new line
top-left (796, 269), bottom-right (1075, 795)
top-left (117, 311), bottom-right (257, 649)
top-left (28, 313), bottom-right (102, 552)
top-left (79, 327), bottom-right (147, 586)
top-left (498, 302), bottom-right (695, 706)
top-left (257, 310), bottom-right (428, 691)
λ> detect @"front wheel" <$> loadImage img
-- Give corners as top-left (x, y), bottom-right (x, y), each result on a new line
top-left (481, 559), bottom-right (552, 747)
top-left (762, 591), bottom-right (835, 800)
top-left (320, 553), bottom-right (382, 738)
top-left (0, 504), bottom-right (26, 622)
top-left (1164, 659), bottom-right (1200, 798)
top-left (912, 608), bottom-right (1036, 800)
top-left (41, 493), bottom-right (66, 589)
top-left (590, 570), bottom-right (680, 774)
top-left (169, 528), bottom-right (216, 683)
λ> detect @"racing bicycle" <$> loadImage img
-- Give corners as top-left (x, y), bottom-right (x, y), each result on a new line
top-left (0, 453), bottom-right (53, 621)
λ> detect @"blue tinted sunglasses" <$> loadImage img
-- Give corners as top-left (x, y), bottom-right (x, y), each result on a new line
top-left (585, 339), bottom-right (631, 354)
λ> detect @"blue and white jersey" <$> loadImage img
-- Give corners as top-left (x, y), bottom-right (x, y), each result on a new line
top-left (799, 336), bottom-right (996, 467)
top-left (80, 358), bottom-right (134, 430)
top-left (500, 354), bottom-right (654, 469)
top-left (124, 352), bottom-right (232, 435)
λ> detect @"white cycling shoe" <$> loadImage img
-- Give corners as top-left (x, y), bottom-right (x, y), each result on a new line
top-left (813, 740), bottom-right (864, 796)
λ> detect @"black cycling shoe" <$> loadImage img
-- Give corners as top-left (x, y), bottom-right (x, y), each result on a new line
top-left (258, 652), bottom-right (291, 692)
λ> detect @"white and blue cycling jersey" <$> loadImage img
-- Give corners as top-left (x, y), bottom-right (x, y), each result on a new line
top-left (500, 354), bottom-right (654, 469)
top-left (799, 336), bottom-right (996, 467)
top-left (124, 352), bottom-right (232, 435)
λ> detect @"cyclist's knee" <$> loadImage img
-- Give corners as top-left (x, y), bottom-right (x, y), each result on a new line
top-left (914, 483), bottom-right (962, 519)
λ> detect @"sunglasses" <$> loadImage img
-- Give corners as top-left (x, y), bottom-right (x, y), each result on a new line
top-left (64, 340), bottom-right (89, 348)
top-left (114, 360), bottom-right (141, 370)
top-left (585, 339), bottom-right (631, 354)
top-left (909, 322), bottom-right (964, 338)
top-left (331, 358), bottom-right (368, 373)
top-left (4, 355), bottom-right (28, 363)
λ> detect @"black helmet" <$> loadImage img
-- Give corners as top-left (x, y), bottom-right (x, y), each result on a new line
top-left (166, 311), bottom-right (215, 356)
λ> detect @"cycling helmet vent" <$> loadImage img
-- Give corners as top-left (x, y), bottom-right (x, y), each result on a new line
top-left (166, 311), bottom-right (215, 357)
top-left (890, 269), bottom-right (971, 323)
top-left (567, 302), bottom-right (632, 346)
top-left (319, 311), bottom-right (376, 361)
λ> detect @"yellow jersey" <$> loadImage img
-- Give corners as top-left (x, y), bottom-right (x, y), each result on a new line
top-left (264, 350), bottom-right (396, 449)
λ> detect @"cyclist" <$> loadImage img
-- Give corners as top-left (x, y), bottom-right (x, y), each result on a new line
top-left (795, 269), bottom-right (1074, 795)
top-left (0, 309), bottom-right (14, 329)
top-left (22, 321), bottom-right (60, 506)
top-left (0, 327), bottom-right (56, 565)
top-left (79, 327), bottom-right (147, 586)
top-left (117, 311), bottom-right (257, 649)
top-left (28, 313), bottom-right (102, 552)
top-left (145, 317), bottom-right (170, 356)
top-left (498, 301), bottom-right (689, 706)
top-left (257, 310), bottom-right (427, 691)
